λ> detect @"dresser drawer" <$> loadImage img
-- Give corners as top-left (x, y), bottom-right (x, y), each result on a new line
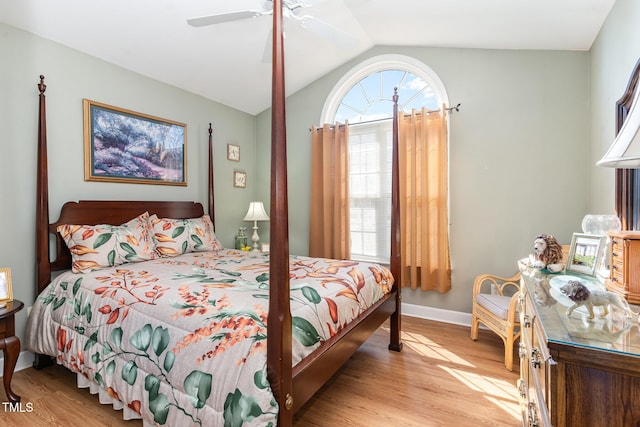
top-left (525, 387), bottom-right (551, 427)
top-left (531, 318), bottom-right (550, 402)
top-left (607, 231), bottom-right (640, 303)
top-left (519, 276), bottom-right (553, 427)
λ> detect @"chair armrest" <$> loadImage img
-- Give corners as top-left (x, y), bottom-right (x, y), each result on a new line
top-left (473, 272), bottom-right (522, 298)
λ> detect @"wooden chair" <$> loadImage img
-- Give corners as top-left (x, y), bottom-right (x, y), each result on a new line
top-left (470, 272), bottom-right (522, 371)
top-left (470, 245), bottom-right (570, 371)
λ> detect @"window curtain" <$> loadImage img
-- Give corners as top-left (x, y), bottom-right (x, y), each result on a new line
top-left (399, 108), bottom-right (451, 292)
top-left (309, 123), bottom-right (351, 259)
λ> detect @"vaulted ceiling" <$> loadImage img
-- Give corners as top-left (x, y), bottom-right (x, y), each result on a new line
top-left (0, 0), bottom-right (616, 115)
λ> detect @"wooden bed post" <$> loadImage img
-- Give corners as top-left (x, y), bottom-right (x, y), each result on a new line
top-left (268, 1), bottom-right (293, 425)
top-left (34, 75), bottom-right (54, 369)
top-left (207, 123), bottom-right (215, 228)
top-left (36, 75), bottom-right (51, 294)
top-left (388, 88), bottom-right (403, 352)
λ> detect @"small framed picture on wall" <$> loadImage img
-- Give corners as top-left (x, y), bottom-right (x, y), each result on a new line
top-left (227, 144), bottom-right (240, 161)
top-left (234, 170), bottom-right (246, 188)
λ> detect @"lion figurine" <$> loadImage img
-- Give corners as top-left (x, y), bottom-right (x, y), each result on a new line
top-left (560, 280), bottom-right (638, 321)
top-left (529, 234), bottom-right (564, 272)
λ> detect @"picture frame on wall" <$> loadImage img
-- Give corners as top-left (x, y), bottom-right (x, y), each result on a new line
top-left (0, 267), bottom-right (13, 303)
top-left (83, 99), bottom-right (187, 186)
top-left (227, 144), bottom-right (240, 161)
top-left (566, 233), bottom-right (606, 276)
top-left (234, 170), bottom-right (247, 188)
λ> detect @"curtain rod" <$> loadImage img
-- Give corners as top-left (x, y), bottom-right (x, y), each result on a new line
top-left (310, 103), bottom-right (461, 131)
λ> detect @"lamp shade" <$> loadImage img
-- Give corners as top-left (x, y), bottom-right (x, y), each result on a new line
top-left (597, 82), bottom-right (640, 168)
top-left (243, 201), bottom-right (270, 222)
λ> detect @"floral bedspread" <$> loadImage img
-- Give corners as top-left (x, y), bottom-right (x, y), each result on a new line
top-left (26, 249), bottom-right (393, 426)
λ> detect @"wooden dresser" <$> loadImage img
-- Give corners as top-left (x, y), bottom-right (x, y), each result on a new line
top-left (606, 230), bottom-right (640, 304)
top-left (518, 266), bottom-right (640, 426)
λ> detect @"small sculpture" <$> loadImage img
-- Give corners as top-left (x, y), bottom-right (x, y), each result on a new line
top-left (560, 280), bottom-right (638, 321)
top-left (529, 234), bottom-right (564, 272)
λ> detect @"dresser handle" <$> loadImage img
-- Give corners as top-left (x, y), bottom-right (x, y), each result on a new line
top-left (612, 252), bottom-right (619, 257)
top-left (531, 348), bottom-right (541, 369)
top-left (517, 379), bottom-right (527, 398)
top-left (522, 314), bottom-right (531, 328)
top-left (519, 343), bottom-right (527, 360)
top-left (528, 402), bottom-right (540, 427)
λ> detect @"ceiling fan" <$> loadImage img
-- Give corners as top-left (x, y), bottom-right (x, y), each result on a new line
top-left (187, 0), bottom-right (357, 50)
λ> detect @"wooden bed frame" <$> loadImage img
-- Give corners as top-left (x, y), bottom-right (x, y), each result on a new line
top-left (33, 2), bottom-right (402, 425)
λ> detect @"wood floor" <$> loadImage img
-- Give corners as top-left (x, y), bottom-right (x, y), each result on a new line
top-left (2, 316), bottom-right (520, 426)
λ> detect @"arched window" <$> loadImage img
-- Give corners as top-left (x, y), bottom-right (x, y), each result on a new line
top-left (322, 55), bottom-right (449, 262)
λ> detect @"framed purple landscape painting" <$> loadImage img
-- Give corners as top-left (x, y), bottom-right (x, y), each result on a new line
top-left (83, 99), bottom-right (187, 185)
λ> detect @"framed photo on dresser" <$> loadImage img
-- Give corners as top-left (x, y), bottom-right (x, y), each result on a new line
top-left (0, 267), bottom-right (13, 303)
top-left (566, 233), bottom-right (605, 276)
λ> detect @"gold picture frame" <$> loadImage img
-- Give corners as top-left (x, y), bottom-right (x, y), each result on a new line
top-left (83, 99), bottom-right (187, 186)
top-left (234, 170), bottom-right (247, 188)
top-left (0, 268), bottom-right (13, 303)
top-left (227, 144), bottom-right (240, 161)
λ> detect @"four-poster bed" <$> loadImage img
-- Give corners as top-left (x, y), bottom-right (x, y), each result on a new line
top-left (26, 2), bottom-right (402, 425)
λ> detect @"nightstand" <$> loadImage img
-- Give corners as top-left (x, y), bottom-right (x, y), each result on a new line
top-left (0, 299), bottom-right (24, 403)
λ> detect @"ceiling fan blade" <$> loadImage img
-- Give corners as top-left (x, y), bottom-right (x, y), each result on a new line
top-left (187, 10), bottom-right (263, 27)
top-left (298, 15), bottom-right (357, 48)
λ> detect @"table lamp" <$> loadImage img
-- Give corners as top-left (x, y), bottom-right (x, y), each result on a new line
top-left (243, 201), bottom-right (270, 252)
top-left (597, 81), bottom-right (640, 168)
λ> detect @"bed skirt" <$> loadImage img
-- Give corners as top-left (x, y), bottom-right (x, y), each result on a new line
top-left (75, 369), bottom-right (148, 424)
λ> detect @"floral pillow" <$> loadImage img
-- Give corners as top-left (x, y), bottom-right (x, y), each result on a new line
top-left (150, 214), bottom-right (222, 257)
top-left (58, 212), bottom-right (157, 273)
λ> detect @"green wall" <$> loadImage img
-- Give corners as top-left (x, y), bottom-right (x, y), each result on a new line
top-left (256, 0), bottom-right (640, 315)
top-left (3, 0), bottom-right (640, 347)
top-left (590, 0), bottom-right (640, 213)
top-left (257, 46), bottom-right (590, 314)
top-left (0, 23), bottom-right (257, 343)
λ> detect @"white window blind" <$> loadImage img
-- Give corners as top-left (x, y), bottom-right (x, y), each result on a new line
top-left (349, 120), bottom-right (392, 263)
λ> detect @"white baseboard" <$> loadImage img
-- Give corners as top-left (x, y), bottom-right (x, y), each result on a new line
top-left (2, 304), bottom-right (470, 376)
top-left (402, 302), bottom-right (472, 327)
top-left (0, 351), bottom-right (35, 377)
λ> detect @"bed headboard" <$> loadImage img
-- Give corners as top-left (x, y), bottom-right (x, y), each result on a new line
top-left (35, 76), bottom-right (215, 295)
top-left (45, 200), bottom-right (204, 285)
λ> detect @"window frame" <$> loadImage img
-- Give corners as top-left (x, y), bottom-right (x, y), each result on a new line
top-left (320, 54), bottom-right (449, 125)
top-left (321, 55), bottom-right (450, 263)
